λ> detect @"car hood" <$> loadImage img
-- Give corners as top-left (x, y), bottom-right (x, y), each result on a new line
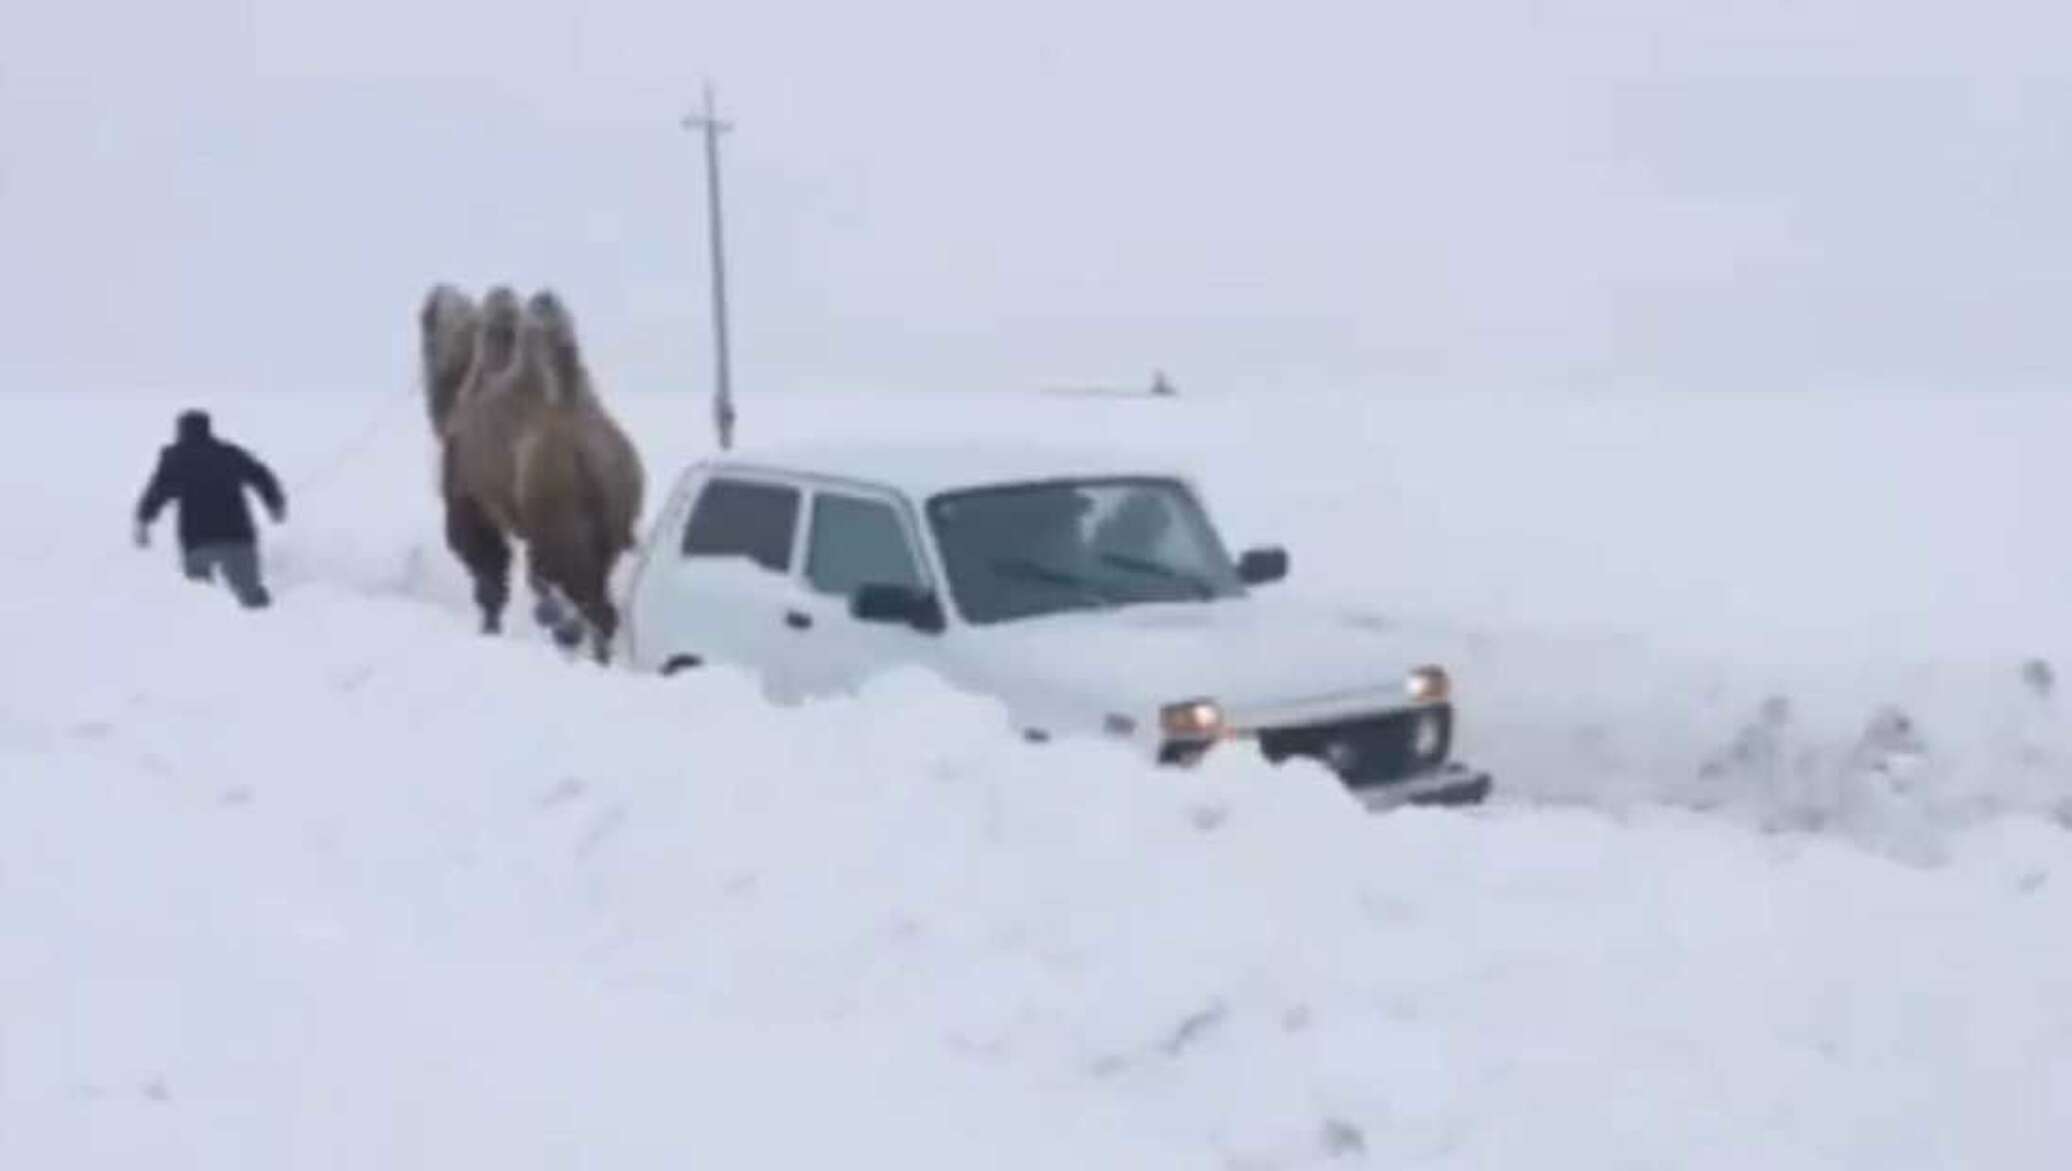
top-left (956, 596), bottom-right (1431, 723)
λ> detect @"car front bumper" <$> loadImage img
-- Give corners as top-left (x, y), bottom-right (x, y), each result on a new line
top-left (1347, 762), bottom-right (1493, 812)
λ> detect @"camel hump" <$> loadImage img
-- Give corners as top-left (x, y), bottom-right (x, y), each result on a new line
top-left (522, 288), bottom-right (594, 406)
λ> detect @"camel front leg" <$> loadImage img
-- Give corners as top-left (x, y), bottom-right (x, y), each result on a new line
top-left (444, 495), bottom-right (511, 635)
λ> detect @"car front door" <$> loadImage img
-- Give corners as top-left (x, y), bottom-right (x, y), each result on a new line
top-left (634, 471), bottom-right (808, 692)
top-left (774, 484), bottom-right (945, 697)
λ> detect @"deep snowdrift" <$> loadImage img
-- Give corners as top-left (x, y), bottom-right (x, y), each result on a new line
top-left (11, 567), bottom-right (2072, 1168)
top-left (6, 387), bottom-right (2071, 1166)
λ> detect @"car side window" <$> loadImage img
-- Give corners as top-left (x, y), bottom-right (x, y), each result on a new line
top-left (682, 478), bottom-right (800, 573)
top-left (805, 493), bottom-right (925, 597)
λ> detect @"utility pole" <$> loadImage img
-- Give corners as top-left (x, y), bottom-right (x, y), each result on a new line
top-left (683, 82), bottom-right (736, 450)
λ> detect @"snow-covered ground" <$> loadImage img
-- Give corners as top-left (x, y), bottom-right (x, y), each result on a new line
top-left (6, 385), bottom-right (2071, 1167)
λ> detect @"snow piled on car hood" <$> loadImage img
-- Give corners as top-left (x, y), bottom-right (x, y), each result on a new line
top-left (959, 595), bottom-right (1441, 717)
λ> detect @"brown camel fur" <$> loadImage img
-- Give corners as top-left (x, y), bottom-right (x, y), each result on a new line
top-left (420, 283), bottom-right (645, 662)
top-left (509, 290), bottom-right (645, 660)
top-left (418, 284), bottom-right (480, 434)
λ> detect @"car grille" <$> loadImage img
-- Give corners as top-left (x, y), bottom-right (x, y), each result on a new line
top-left (1256, 704), bottom-right (1454, 787)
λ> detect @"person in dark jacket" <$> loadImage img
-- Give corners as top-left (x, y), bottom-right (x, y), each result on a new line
top-left (134, 410), bottom-right (287, 609)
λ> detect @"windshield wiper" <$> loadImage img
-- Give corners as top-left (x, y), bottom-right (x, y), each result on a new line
top-left (1098, 553), bottom-right (1214, 600)
top-left (988, 557), bottom-right (1118, 607)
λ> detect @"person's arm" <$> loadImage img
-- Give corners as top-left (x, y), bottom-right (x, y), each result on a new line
top-left (239, 448), bottom-right (287, 521)
top-left (135, 451), bottom-right (174, 544)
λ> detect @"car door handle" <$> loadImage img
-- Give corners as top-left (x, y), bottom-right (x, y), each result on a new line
top-left (784, 610), bottom-right (813, 631)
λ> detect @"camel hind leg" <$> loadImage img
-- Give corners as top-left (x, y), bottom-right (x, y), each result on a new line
top-left (520, 546), bottom-right (585, 650)
top-left (531, 531), bottom-right (619, 665)
top-left (575, 532), bottom-right (632, 665)
top-left (570, 565), bottom-right (621, 665)
top-left (525, 559), bottom-right (574, 637)
top-left (444, 494), bottom-right (511, 634)
top-left (521, 536), bottom-right (595, 656)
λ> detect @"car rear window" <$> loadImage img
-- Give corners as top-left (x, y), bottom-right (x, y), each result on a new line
top-left (682, 478), bottom-right (800, 572)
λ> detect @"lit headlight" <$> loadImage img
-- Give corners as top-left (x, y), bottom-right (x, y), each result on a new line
top-left (1159, 698), bottom-right (1226, 741)
top-left (1406, 665), bottom-right (1451, 704)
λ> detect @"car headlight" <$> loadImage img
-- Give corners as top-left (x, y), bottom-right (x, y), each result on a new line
top-left (1160, 698), bottom-right (1226, 741)
top-left (1406, 665), bottom-right (1451, 704)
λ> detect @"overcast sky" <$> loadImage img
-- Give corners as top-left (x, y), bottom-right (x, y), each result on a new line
top-left (4, 1), bottom-right (2070, 399)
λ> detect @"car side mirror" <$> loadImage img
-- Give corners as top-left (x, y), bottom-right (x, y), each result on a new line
top-left (851, 584), bottom-right (946, 633)
top-left (1237, 547), bottom-right (1289, 586)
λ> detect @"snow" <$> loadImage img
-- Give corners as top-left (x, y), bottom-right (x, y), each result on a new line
top-left (5, 385), bottom-right (2072, 1167)
top-left (709, 438), bottom-right (1196, 501)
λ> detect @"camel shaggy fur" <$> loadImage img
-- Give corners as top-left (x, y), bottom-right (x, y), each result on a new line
top-left (420, 283), bottom-right (645, 662)
top-left (418, 284), bottom-right (480, 434)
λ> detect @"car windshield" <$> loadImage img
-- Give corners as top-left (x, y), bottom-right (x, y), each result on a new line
top-left (927, 478), bottom-right (1246, 625)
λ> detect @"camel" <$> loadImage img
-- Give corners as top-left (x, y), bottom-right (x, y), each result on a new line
top-left (418, 283), bottom-right (646, 662)
top-left (509, 289), bottom-right (646, 658)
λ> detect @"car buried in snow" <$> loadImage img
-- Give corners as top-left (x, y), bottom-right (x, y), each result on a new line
top-left (618, 445), bottom-right (1493, 810)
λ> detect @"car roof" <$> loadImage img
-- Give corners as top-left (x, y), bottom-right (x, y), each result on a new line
top-left (693, 441), bottom-right (1198, 500)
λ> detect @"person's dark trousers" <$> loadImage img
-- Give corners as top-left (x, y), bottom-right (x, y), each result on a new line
top-left (182, 543), bottom-right (272, 609)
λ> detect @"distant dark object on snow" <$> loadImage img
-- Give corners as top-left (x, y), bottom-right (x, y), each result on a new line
top-left (2022, 658), bottom-right (2055, 700)
top-left (1041, 370), bottom-right (1180, 399)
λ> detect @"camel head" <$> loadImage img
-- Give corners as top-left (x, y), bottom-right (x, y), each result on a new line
top-left (418, 284), bottom-right (480, 432)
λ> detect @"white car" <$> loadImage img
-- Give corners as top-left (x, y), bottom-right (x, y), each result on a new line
top-left (619, 444), bottom-right (1492, 810)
